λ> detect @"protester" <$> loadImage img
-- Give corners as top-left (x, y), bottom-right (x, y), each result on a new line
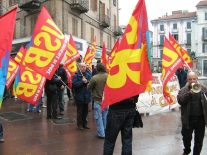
top-left (176, 66), bottom-right (188, 88)
top-left (103, 95), bottom-right (142, 155)
top-left (0, 122), bottom-right (4, 143)
top-left (45, 73), bottom-right (62, 120)
top-left (56, 64), bottom-right (68, 115)
top-left (87, 63), bottom-right (108, 138)
top-left (72, 62), bottom-right (92, 130)
top-left (177, 71), bottom-right (207, 155)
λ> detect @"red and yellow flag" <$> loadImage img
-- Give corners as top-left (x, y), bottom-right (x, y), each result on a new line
top-left (169, 33), bottom-right (193, 68)
top-left (83, 37), bottom-right (96, 70)
top-left (6, 57), bottom-right (19, 89)
top-left (108, 38), bottom-right (120, 66)
top-left (14, 46), bottom-right (46, 106)
top-left (101, 42), bottom-right (109, 70)
top-left (64, 34), bottom-right (80, 76)
top-left (101, 0), bottom-right (152, 109)
top-left (162, 37), bottom-right (185, 104)
top-left (22, 6), bottom-right (68, 80)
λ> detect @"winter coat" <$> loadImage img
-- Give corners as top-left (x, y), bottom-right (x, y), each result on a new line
top-left (177, 84), bottom-right (207, 128)
top-left (72, 70), bottom-right (92, 104)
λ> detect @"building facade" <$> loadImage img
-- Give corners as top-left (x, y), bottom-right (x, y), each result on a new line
top-left (150, 0), bottom-right (207, 76)
top-left (151, 10), bottom-right (197, 73)
top-left (0, 0), bottom-right (122, 58)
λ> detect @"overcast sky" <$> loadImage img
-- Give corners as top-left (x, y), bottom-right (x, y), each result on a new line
top-left (119, 0), bottom-right (201, 27)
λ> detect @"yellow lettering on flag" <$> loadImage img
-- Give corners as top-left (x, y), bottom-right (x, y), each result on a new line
top-left (107, 48), bottom-right (141, 88)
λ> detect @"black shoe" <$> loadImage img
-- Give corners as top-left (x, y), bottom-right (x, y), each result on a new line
top-left (59, 111), bottom-right (64, 115)
top-left (83, 126), bottom-right (90, 129)
top-left (182, 152), bottom-right (188, 155)
top-left (53, 116), bottom-right (62, 120)
top-left (47, 116), bottom-right (52, 119)
top-left (97, 136), bottom-right (105, 139)
top-left (78, 126), bottom-right (84, 130)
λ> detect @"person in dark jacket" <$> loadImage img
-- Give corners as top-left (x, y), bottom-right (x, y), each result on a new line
top-left (0, 122), bottom-right (4, 143)
top-left (45, 73), bottom-right (62, 120)
top-left (103, 95), bottom-right (141, 155)
top-left (176, 66), bottom-right (188, 88)
top-left (72, 62), bottom-right (92, 130)
top-left (56, 64), bottom-right (68, 115)
top-left (177, 71), bottom-right (207, 155)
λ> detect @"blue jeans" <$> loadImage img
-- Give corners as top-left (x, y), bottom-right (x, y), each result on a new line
top-left (28, 98), bottom-right (42, 112)
top-left (103, 108), bottom-right (136, 155)
top-left (0, 122), bottom-right (3, 139)
top-left (57, 88), bottom-right (65, 112)
top-left (94, 101), bottom-right (108, 137)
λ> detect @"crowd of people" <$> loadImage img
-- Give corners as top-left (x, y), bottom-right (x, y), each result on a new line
top-left (1, 62), bottom-right (207, 155)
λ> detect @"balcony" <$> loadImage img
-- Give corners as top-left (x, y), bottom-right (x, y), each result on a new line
top-left (70, 0), bottom-right (89, 13)
top-left (99, 14), bottom-right (110, 28)
top-left (19, 0), bottom-right (41, 11)
top-left (114, 26), bottom-right (123, 36)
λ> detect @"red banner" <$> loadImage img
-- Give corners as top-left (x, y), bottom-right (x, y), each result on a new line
top-left (22, 6), bottom-right (68, 79)
top-left (169, 33), bottom-right (193, 68)
top-left (162, 37), bottom-right (184, 104)
top-left (83, 37), bottom-right (96, 70)
top-left (0, 7), bottom-right (17, 67)
top-left (101, 0), bottom-right (152, 109)
top-left (64, 34), bottom-right (80, 65)
top-left (101, 42), bottom-right (109, 70)
top-left (6, 57), bottom-right (19, 89)
top-left (14, 47), bottom-right (46, 105)
top-left (15, 66), bottom-right (46, 105)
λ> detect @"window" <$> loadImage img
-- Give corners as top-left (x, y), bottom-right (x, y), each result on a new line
top-left (113, 0), bottom-right (116, 6)
top-left (205, 12), bottom-right (207, 20)
top-left (9, 0), bottom-right (18, 6)
top-left (160, 24), bottom-right (164, 31)
top-left (100, 32), bottom-right (103, 45)
top-left (173, 23), bottom-right (177, 29)
top-left (159, 35), bottom-right (164, 45)
top-left (202, 27), bottom-right (207, 40)
top-left (203, 60), bottom-right (207, 75)
top-left (90, 0), bottom-right (97, 11)
top-left (187, 22), bottom-right (191, 29)
top-left (72, 18), bottom-right (78, 36)
top-left (0, 1), bottom-right (2, 15)
top-left (173, 34), bottom-right (179, 41)
top-left (107, 35), bottom-right (111, 49)
top-left (202, 43), bottom-right (207, 53)
top-left (186, 33), bottom-right (191, 44)
top-left (160, 49), bottom-right (163, 58)
top-left (186, 48), bottom-right (191, 54)
top-left (90, 27), bottom-right (94, 42)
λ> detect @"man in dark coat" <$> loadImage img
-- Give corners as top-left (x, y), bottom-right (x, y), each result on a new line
top-left (56, 64), bottom-right (68, 115)
top-left (72, 62), bottom-right (92, 130)
top-left (176, 66), bottom-right (188, 88)
top-left (177, 71), bottom-right (207, 155)
top-left (103, 95), bottom-right (141, 155)
top-left (45, 73), bottom-right (62, 120)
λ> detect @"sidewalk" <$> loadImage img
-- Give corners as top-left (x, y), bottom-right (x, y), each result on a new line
top-left (0, 98), bottom-right (206, 155)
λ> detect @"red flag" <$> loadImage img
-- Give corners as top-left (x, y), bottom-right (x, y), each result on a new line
top-left (64, 34), bottom-right (80, 65)
top-left (0, 7), bottom-right (17, 67)
top-left (101, 42), bottom-right (109, 70)
top-left (108, 38), bottom-right (120, 65)
top-left (169, 33), bottom-right (193, 68)
top-left (22, 6), bottom-right (68, 80)
top-left (83, 37), bottom-right (96, 70)
top-left (6, 57), bottom-right (19, 89)
top-left (101, 0), bottom-right (152, 109)
top-left (162, 37), bottom-right (185, 104)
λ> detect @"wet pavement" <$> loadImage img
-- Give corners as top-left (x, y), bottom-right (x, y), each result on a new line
top-left (0, 97), bottom-right (207, 155)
